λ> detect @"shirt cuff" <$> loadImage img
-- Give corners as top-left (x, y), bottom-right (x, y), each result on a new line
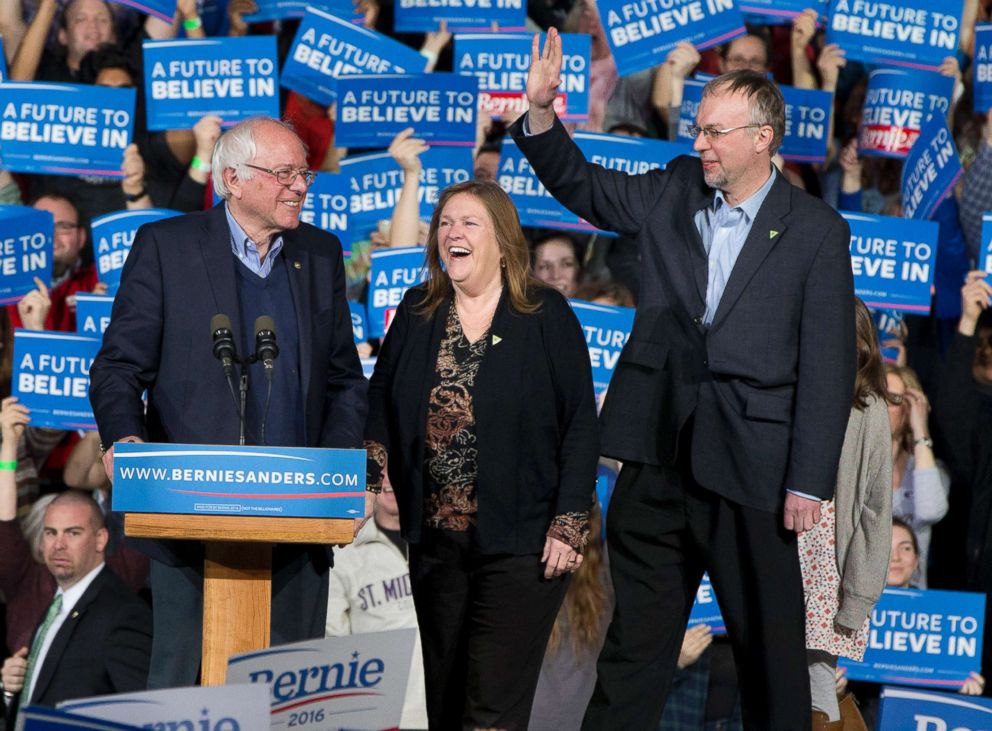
top-left (786, 489), bottom-right (822, 501)
top-left (547, 511), bottom-right (590, 551)
top-left (364, 440), bottom-right (386, 494)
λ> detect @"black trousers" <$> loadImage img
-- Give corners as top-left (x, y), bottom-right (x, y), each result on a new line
top-left (583, 461), bottom-right (811, 731)
top-left (409, 529), bottom-right (569, 730)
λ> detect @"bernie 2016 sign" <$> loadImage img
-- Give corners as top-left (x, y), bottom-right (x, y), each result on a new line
top-left (12, 330), bottom-right (100, 430)
top-left (858, 68), bottom-right (954, 159)
top-left (0, 205), bottom-right (52, 306)
top-left (878, 686), bottom-right (992, 730)
top-left (91, 208), bottom-right (182, 294)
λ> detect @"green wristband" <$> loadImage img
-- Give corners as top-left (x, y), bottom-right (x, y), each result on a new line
top-left (183, 16), bottom-right (203, 30)
top-left (0, 460), bottom-right (17, 471)
top-left (191, 154), bottom-right (211, 173)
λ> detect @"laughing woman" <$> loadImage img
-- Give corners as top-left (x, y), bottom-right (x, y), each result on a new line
top-left (364, 180), bottom-right (599, 730)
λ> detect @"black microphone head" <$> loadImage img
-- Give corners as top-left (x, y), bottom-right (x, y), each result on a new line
top-left (211, 313), bottom-right (233, 338)
top-left (254, 315), bottom-right (276, 338)
top-left (255, 315), bottom-right (279, 366)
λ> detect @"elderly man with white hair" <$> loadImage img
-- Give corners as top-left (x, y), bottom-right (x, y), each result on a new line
top-left (89, 116), bottom-right (367, 688)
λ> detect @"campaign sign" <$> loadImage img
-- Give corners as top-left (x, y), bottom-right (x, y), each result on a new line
top-left (244, 0), bottom-right (359, 22)
top-left (59, 685), bottom-right (269, 731)
top-left (838, 587), bottom-right (985, 688)
top-left (676, 77), bottom-right (707, 142)
top-left (599, 0), bottom-right (746, 77)
top-left (843, 212), bottom-right (938, 313)
top-left (878, 686), bottom-right (992, 730)
top-left (76, 294), bottom-right (114, 337)
top-left (454, 33), bottom-right (591, 121)
top-left (281, 7), bottom-right (428, 106)
top-left (577, 130), bottom-right (692, 176)
top-left (341, 146), bottom-right (473, 225)
top-left (739, 0), bottom-right (825, 24)
top-left (368, 247), bottom-right (427, 338)
top-left (858, 68), bottom-right (954, 159)
top-left (570, 300), bottom-right (634, 397)
top-left (227, 629), bottom-right (417, 729)
top-left (0, 82), bottom-right (134, 177)
top-left (901, 114), bottom-right (962, 221)
top-left (826, 0), bottom-right (963, 72)
top-left (301, 172), bottom-right (351, 247)
top-left (349, 300), bottom-right (367, 344)
top-left (20, 707), bottom-right (140, 731)
top-left (143, 37), bottom-right (279, 131)
top-left (780, 85), bottom-right (832, 163)
top-left (395, 0), bottom-right (526, 32)
top-left (12, 330), bottom-right (100, 430)
top-left (981, 212), bottom-right (992, 273)
top-left (92, 208), bottom-right (181, 293)
top-left (0, 37), bottom-right (8, 81)
top-left (108, 0), bottom-right (176, 22)
top-left (687, 573), bottom-right (727, 634)
top-left (111, 442), bottom-right (366, 517)
top-left (976, 24), bottom-right (992, 113)
top-left (335, 73), bottom-right (478, 147)
top-left (0, 205), bottom-right (52, 305)
top-left (498, 137), bottom-right (579, 230)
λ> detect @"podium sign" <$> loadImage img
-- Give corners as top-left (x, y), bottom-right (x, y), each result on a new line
top-left (112, 443), bottom-right (366, 518)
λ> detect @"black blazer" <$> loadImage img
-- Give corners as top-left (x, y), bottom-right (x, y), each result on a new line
top-left (366, 284), bottom-right (600, 554)
top-left (512, 117), bottom-right (855, 512)
top-left (5, 566), bottom-right (151, 721)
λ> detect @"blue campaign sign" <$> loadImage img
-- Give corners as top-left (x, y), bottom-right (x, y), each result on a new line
top-left (244, 0), bottom-right (359, 22)
top-left (878, 686), bottom-right (992, 730)
top-left (781, 85), bottom-right (832, 163)
top-left (676, 77), bottom-right (707, 143)
top-left (497, 137), bottom-right (582, 231)
top-left (576, 129), bottom-right (693, 175)
top-left (281, 7), bottom-right (428, 106)
top-left (826, 0), bottom-right (963, 72)
top-left (395, 0), bottom-right (525, 32)
top-left (76, 294), bottom-right (114, 336)
top-left (976, 25), bottom-right (992, 113)
top-left (600, 0), bottom-right (746, 77)
top-left (687, 573), bottom-right (727, 634)
top-left (143, 37), bottom-right (279, 131)
top-left (301, 172), bottom-right (351, 247)
top-left (361, 356), bottom-right (377, 379)
top-left (368, 247), bottom-right (427, 338)
top-left (858, 68), bottom-right (954, 159)
top-left (0, 205), bottom-right (52, 306)
top-left (454, 33), bottom-right (591, 122)
top-left (111, 442), bottom-right (366, 517)
top-left (740, 0), bottom-right (825, 24)
top-left (335, 73), bottom-right (478, 147)
top-left (0, 82), bottom-right (134, 177)
top-left (21, 707), bottom-right (140, 731)
top-left (107, 0), bottom-right (176, 22)
top-left (12, 330), bottom-right (100, 431)
top-left (0, 37), bottom-right (8, 81)
top-left (91, 208), bottom-right (181, 294)
top-left (901, 114), bottom-right (962, 221)
top-left (843, 212), bottom-right (938, 313)
top-left (838, 587), bottom-right (985, 688)
top-left (569, 300), bottom-right (635, 397)
top-left (349, 300), bottom-right (367, 344)
top-left (981, 212), bottom-right (992, 274)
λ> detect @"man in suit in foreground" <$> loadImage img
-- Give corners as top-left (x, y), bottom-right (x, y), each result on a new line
top-left (1, 491), bottom-right (151, 722)
top-left (89, 117), bottom-right (368, 688)
top-left (513, 32), bottom-right (855, 730)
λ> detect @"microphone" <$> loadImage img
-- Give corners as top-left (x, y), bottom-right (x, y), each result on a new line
top-left (210, 314), bottom-right (238, 378)
top-left (254, 316), bottom-right (279, 373)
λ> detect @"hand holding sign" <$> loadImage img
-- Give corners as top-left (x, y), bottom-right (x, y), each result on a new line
top-left (527, 29), bottom-right (563, 134)
top-left (960, 271), bottom-right (992, 334)
top-left (816, 43), bottom-right (846, 92)
top-left (0, 396), bottom-right (30, 449)
top-left (678, 624), bottom-right (714, 669)
top-left (121, 144), bottom-right (148, 204)
top-left (17, 277), bottom-right (51, 331)
top-left (389, 128), bottom-right (428, 174)
top-left (791, 8), bottom-right (818, 49)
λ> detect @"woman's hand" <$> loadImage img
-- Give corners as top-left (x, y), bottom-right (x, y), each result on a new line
top-left (677, 624), bottom-right (713, 669)
top-left (389, 128), bottom-right (427, 175)
top-left (0, 396), bottom-right (29, 448)
top-left (904, 387), bottom-right (931, 441)
top-left (541, 535), bottom-right (582, 579)
top-left (960, 671), bottom-right (985, 695)
top-left (17, 276), bottom-right (50, 330)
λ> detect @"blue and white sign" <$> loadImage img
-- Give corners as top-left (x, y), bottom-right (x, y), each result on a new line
top-left (108, 0), bottom-right (176, 22)
top-left (301, 172), bottom-right (351, 246)
top-left (281, 7), bottom-right (428, 106)
top-left (687, 573), bottom-right (727, 634)
top-left (599, 0), bottom-right (746, 77)
top-left (781, 84), bottom-right (832, 163)
top-left (826, 0), bottom-right (963, 72)
top-left (843, 211), bottom-right (939, 313)
top-left (368, 247), bottom-right (427, 338)
top-left (91, 208), bottom-right (181, 294)
top-left (59, 685), bottom-right (269, 731)
top-left (143, 37), bottom-right (279, 131)
top-left (12, 330), bottom-right (100, 431)
top-left (20, 707), bottom-right (139, 731)
top-left (226, 630), bottom-right (417, 729)
top-left (569, 299), bottom-right (634, 398)
top-left (838, 587), bottom-right (985, 688)
top-left (976, 24), bottom-right (992, 113)
top-left (0, 37), bottom-right (8, 82)
top-left (0, 205), bottom-right (52, 306)
top-left (76, 294), bottom-right (114, 337)
top-left (878, 686), bottom-right (992, 730)
top-left (335, 73), bottom-right (478, 147)
top-left (0, 82), bottom-right (134, 177)
top-left (901, 114), bottom-right (962, 221)
top-left (498, 137), bottom-right (582, 230)
top-left (454, 33), bottom-right (591, 121)
top-left (858, 68), bottom-right (954, 159)
top-left (349, 300), bottom-right (367, 344)
top-left (577, 129), bottom-right (693, 175)
top-left (740, 0), bottom-right (825, 24)
top-left (981, 212), bottom-right (992, 274)
top-left (244, 0), bottom-right (359, 22)
top-left (395, 0), bottom-right (526, 32)
top-left (361, 356), bottom-right (377, 379)
top-left (676, 77), bottom-right (708, 143)
top-left (111, 442), bottom-right (366, 517)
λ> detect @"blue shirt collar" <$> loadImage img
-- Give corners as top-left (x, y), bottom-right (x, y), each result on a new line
top-left (711, 166), bottom-right (777, 222)
top-left (224, 203), bottom-right (284, 277)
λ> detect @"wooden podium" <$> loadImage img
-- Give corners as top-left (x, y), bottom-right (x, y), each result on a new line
top-left (125, 513), bottom-right (355, 685)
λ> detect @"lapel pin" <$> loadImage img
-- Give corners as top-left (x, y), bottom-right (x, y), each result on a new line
top-left (71, 611), bottom-right (79, 619)
top-left (293, 261), bottom-right (302, 270)
top-left (769, 230), bottom-right (779, 239)
top-left (492, 335), bottom-right (502, 345)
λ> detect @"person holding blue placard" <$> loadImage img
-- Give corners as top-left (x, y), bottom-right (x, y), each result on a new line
top-left (365, 180), bottom-right (598, 730)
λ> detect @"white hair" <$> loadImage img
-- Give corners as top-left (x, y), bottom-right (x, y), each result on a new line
top-left (211, 117), bottom-right (304, 200)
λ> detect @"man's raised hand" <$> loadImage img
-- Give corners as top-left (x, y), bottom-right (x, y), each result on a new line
top-left (526, 28), bottom-right (564, 134)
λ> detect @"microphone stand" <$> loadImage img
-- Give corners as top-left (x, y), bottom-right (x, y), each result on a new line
top-left (238, 368), bottom-right (249, 446)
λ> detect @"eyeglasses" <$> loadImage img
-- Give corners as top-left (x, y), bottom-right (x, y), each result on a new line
top-left (725, 56), bottom-right (767, 71)
top-left (54, 221), bottom-right (80, 232)
top-left (244, 164), bottom-right (316, 187)
top-left (687, 124), bottom-right (763, 140)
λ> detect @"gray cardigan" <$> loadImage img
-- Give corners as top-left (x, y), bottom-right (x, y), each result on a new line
top-left (834, 394), bottom-right (893, 630)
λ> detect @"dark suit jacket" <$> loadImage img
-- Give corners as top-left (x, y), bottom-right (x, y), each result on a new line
top-left (366, 284), bottom-right (600, 554)
top-left (5, 566), bottom-right (152, 722)
top-left (512, 117), bottom-right (855, 512)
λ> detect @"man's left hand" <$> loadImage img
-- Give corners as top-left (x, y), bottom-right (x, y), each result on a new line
top-left (783, 492), bottom-right (821, 533)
